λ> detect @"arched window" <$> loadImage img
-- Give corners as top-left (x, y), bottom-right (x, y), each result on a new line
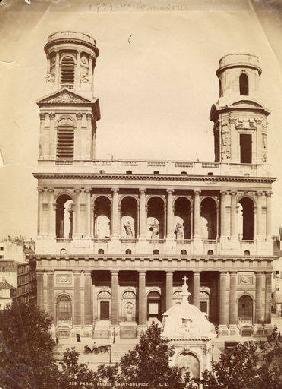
top-left (60, 56), bottom-right (75, 88)
top-left (56, 118), bottom-right (74, 161)
top-left (238, 197), bottom-right (254, 240)
top-left (200, 197), bottom-right (217, 240)
top-left (56, 194), bottom-right (73, 239)
top-left (57, 295), bottom-right (72, 321)
top-left (239, 73), bottom-right (248, 95)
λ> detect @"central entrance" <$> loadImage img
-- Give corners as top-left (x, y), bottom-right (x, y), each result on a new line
top-left (100, 301), bottom-right (110, 320)
top-left (238, 295), bottom-right (253, 322)
top-left (147, 290), bottom-right (161, 321)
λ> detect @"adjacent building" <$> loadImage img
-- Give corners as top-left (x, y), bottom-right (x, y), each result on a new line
top-left (33, 32), bottom-right (275, 338)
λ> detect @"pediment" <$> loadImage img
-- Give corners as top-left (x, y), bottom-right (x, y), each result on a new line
top-left (37, 89), bottom-right (92, 105)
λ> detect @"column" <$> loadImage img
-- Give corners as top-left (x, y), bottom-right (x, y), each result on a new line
top-left (73, 190), bottom-right (80, 238)
top-left (48, 189), bottom-right (56, 237)
top-left (139, 189), bottom-right (147, 240)
top-left (47, 272), bottom-right (54, 318)
top-left (266, 192), bottom-right (272, 239)
top-left (111, 188), bottom-right (119, 239)
top-left (165, 272), bottom-right (173, 310)
top-left (220, 191), bottom-right (227, 238)
top-left (256, 192), bottom-right (263, 238)
top-left (73, 272), bottom-right (81, 326)
top-left (231, 192), bottom-right (237, 239)
top-left (111, 271), bottom-right (119, 325)
top-left (80, 272), bottom-right (85, 328)
top-left (229, 272), bottom-right (237, 324)
top-left (84, 271), bottom-right (93, 325)
top-left (49, 112), bottom-right (56, 159)
top-left (167, 190), bottom-right (174, 239)
top-left (85, 189), bottom-right (91, 238)
top-left (193, 190), bottom-right (201, 238)
top-left (219, 272), bottom-right (229, 325)
top-left (36, 272), bottom-right (44, 309)
top-left (37, 189), bottom-right (44, 237)
top-left (43, 272), bottom-right (48, 312)
top-left (193, 272), bottom-right (200, 309)
top-left (255, 272), bottom-right (265, 323)
top-left (265, 272), bottom-right (272, 323)
top-left (138, 272), bottom-right (147, 325)
top-left (55, 51), bottom-right (60, 88)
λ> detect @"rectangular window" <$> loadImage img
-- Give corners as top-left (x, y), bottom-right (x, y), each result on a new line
top-left (56, 126), bottom-right (74, 160)
top-left (240, 133), bottom-right (252, 163)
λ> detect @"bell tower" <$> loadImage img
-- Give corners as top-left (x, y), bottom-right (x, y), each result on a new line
top-left (210, 54), bottom-right (270, 165)
top-left (37, 32), bottom-right (100, 162)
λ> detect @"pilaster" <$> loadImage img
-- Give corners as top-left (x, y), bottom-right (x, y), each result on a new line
top-left (138, 271), bottom-right (147, 325)
top-left (111, 271), bottom-right (119, 325)
top-left (165, 271), bottom-right (173, 310)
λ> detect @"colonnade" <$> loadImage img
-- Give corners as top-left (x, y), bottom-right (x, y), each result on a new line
top-left (37, 269), bottom-right (272, 327)
top-left (37, 188), bottom-right (272, 241)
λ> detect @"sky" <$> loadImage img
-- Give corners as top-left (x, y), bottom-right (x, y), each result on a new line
top-left (0, 0), bottom-right (282, 239)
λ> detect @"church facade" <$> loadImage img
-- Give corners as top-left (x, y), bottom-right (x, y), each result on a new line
top-left (33, 32), bottom-right (274, 338)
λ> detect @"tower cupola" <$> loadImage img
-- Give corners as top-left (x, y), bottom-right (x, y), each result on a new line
top-left (210, 53), bottom-right (270, 165)
top-left (44, 31), bottom-right (99, 98)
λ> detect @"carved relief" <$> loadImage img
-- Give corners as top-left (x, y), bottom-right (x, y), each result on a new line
top-left (56, 273), bottom-right (72, 285)
top-left (122, 290), bottom-right (136, 321)
top-left (80, 54), bottom-right (89, 83)
top-left (221, 123), bottom-right (231, 160)
top-left (39, 90), bottom-right (90, 105)
top-left (46, 55), bottom-right (56, 83)
top-left (238, 273), bottom-right (254, 286)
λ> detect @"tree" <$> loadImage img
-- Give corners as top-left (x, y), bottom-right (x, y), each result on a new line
top-left (198, 339), bottom-right (282, 389)
top-left (96, 323), bottom-right (184, 388)
top-left (58, 348), bottom-right (97, 389)
top-left (0, 301), bottom-right (59, 389)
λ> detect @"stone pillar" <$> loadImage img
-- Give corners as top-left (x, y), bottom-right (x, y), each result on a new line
top-left (138, 272), bottom-right (147, 325)
top-left (73, 190), bottom-right (80, 238)
top-left (165, 271), bottom-right (173, 310)
top-left (167, 190), bottom-right (174, 239)
top-left (266, 192), bottom-right (272, 239)
top-left (219, 272), bottom-right (229, 325)
top-left (265, 272), bottom-right (272, 323)
top-left (256, 191), bottom-right (263, 238)
top-left (55, 51), bottom-right (60, 88)
top-left (111, 188), bottom-right (120, 239)
top-left (80, 272), bottom-right (85, 328)
top-left (36, 272), bottom-right (44, 309)
top-left (37, 189), bottom-right (44, 237)
top-left (231, 192), bottom-right (238, 239)
top-left (220, 191), bottom-right (227, 238)
top-left (229, 272), bottom-right (237, 324)
top-left (193, 272), bottom-right (200, 309)
top-left (111, 271), bottom-right (119, 325)
top-left (193, 190), bottom-right (201, 238)
top-left (43, 272), bottom-right (48, 312)
top-left (49, 112), bottom-right (56, 159)
top-left (255, 272), bottom-right (265, 323)
top-left (139, 189), bottom-right (147, 240)
top-left (73, 272), bottom-right (81, 326)
top-left (84, 272), bottom-right (93, 325)
top-left (47, 272), bottom-right (55, 318)
top-left (85, 189), bottom-right (91, 238)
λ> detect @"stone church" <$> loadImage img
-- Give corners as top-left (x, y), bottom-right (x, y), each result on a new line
top-left (33, 31), bottom-right (274, 339)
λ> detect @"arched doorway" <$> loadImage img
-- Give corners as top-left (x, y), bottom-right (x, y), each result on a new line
top-left (147, 197), bottom-right (165, 239)
top-left (174, 197), bottom-right (192, 239)
top-left (147, 290), bottom-right (161, 321)
top-left (94, 196), bottom-right (111, 239)
top-left (175, 351), bottom-right (200, 381)
top-left (56, 294), bottom-right (72, 323)
top-left (238, 197), bottom-right (254, 240)
top-left (97, 290), bottom-right (111, 320)
top-left (238, 295), bottom-right (253, 322)
top-left (56, 194), bottom-right (73, 239)
top-left (120, 197), bottom-right (137, 239)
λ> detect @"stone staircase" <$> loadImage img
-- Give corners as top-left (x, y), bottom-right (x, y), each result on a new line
top-left (93, 320), bottom-right (110, 339)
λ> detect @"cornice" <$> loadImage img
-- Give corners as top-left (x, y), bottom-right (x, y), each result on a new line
top-left (32, 172), bottom-right (276, 184)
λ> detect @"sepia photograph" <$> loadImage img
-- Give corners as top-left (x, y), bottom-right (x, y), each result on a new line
top-left (0, 0), bottom-right (282, 388)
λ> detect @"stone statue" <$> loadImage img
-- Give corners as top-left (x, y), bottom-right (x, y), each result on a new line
top-left (175, 222), bottom-right (184, 240)
top-left (80, 54), bottom-right (89, 82)
top-left (124, 220), bottom-right (134, 238)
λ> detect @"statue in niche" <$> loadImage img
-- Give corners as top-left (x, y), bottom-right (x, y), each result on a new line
top-left (80, 54), bottom-right (89, 83)
top-left (147, 217), bottom-right (159, 239)
top-left (175, 220), bottom-right (184, 240)
top-left (95, 215), bottom-right (110, 239)
top-left (125, 302), bottom-right (134, 321)
top-left (121, 216), bottom-right (135, 238)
